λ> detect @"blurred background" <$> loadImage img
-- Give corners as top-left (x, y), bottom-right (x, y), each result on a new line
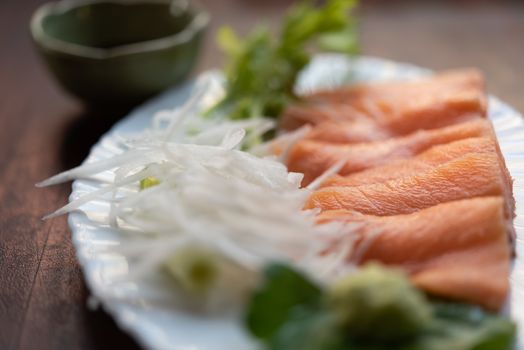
top-left (0, 0), bottom-right (523, 349)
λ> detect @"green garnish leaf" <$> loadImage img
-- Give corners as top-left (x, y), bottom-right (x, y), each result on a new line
top-left (318, 27), bottom-right (359, 53)
top-left (413, 302), bottom-right (517, 350)
top-left (209, 0), bottom-right (359, 120)
top-left (245, 263), bottom-right (322, 339)
top-left (217, 26), bottom-right (243, 56)
top-left (267, 309), bottom-right (345, 350)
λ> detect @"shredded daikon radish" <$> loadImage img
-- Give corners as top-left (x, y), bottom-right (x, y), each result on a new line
top-left (40, 73), bottom-right (359, 307)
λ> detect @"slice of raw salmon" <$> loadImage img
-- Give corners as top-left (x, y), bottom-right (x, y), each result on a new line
top-left (308, 68), bottom-right (485, 105)
top-left (306, 119), bottom-right (391, 144)
top-left (306, 152), bottom-right (513, 218)
top-left (316, 197), bottom-right (510, 311)
top-left (304, 116), bottom-right (483, 144)
top-left (321, 137), bottom-right (497, 187)
top-left (287, 119), bottom-right (493, 185)
top-left (280, 69), bottom-right (486, 133)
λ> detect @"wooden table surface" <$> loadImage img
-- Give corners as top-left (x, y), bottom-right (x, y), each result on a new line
top-left (1, 0), bottom-right (523, 349)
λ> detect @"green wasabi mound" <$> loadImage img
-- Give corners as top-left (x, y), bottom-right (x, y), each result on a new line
top-left (328, 264), bottom-right (432, 342)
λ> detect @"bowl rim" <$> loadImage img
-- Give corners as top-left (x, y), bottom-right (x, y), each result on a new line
top-left (30, 0), bottom-right (210, 60)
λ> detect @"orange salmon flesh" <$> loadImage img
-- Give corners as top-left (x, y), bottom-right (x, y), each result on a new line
top-left (278, 69), bottom-right (515, 310)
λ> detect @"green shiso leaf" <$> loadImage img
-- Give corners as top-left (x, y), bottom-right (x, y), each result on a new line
top-left (245, 263), bottom-right (322, 339)
top-left (266, 309), bottom-right (345, 350)
top-left (412, 302), bottom-right (517, 350)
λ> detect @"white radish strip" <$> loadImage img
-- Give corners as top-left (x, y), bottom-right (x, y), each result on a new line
top-left (163, 79), bottom-right (212, 142)
top-left (36, 150), bottom-right (152, 187)
top-left (277, 125), bottom-right (313, 163)
top-left (251, 124), bottom-right (311, 158)
top-left (116, 236), bottom-right (194, 282)
top-left (317, 236), bottom-right (355, 278)
top-left (306, 159), bottom-right (346, 190)
top-left (352, 226), bottom-right (384, 265)
top-left (220, 128), bottom-right (246, 149)
top-left (43, 169), bottom-right (149, 219)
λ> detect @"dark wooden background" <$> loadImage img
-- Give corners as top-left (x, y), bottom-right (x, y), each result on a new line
top-left (1, 0), bottom-right (523, 349)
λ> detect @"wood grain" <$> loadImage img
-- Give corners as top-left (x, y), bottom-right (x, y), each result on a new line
top-left (0, 0), bottom-right (523, 349)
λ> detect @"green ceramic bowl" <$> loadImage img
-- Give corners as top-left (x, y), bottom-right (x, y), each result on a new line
top-left (30, 0), bottom-right (209, 107)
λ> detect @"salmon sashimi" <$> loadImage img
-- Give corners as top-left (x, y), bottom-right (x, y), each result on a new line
top-left (280, 69), bottom-right (487, 133)
top-left (287, 119), bottom-right (493, 185)
top-left (308, 68), bottom-right (485, 105)
top-left (306, 119), bottom-right (391, 144)
top-left (304, 116), bottom-right (484, 144)
top-left (321, 136), bottom-right (498, 187)
top-left (305, 153), bottom-right (515, 237)
top-left (316, 197), bottom-right (510, 311)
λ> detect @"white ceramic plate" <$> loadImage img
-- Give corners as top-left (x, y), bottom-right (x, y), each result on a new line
top-left (68, 55), bottom-right (524, 350)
